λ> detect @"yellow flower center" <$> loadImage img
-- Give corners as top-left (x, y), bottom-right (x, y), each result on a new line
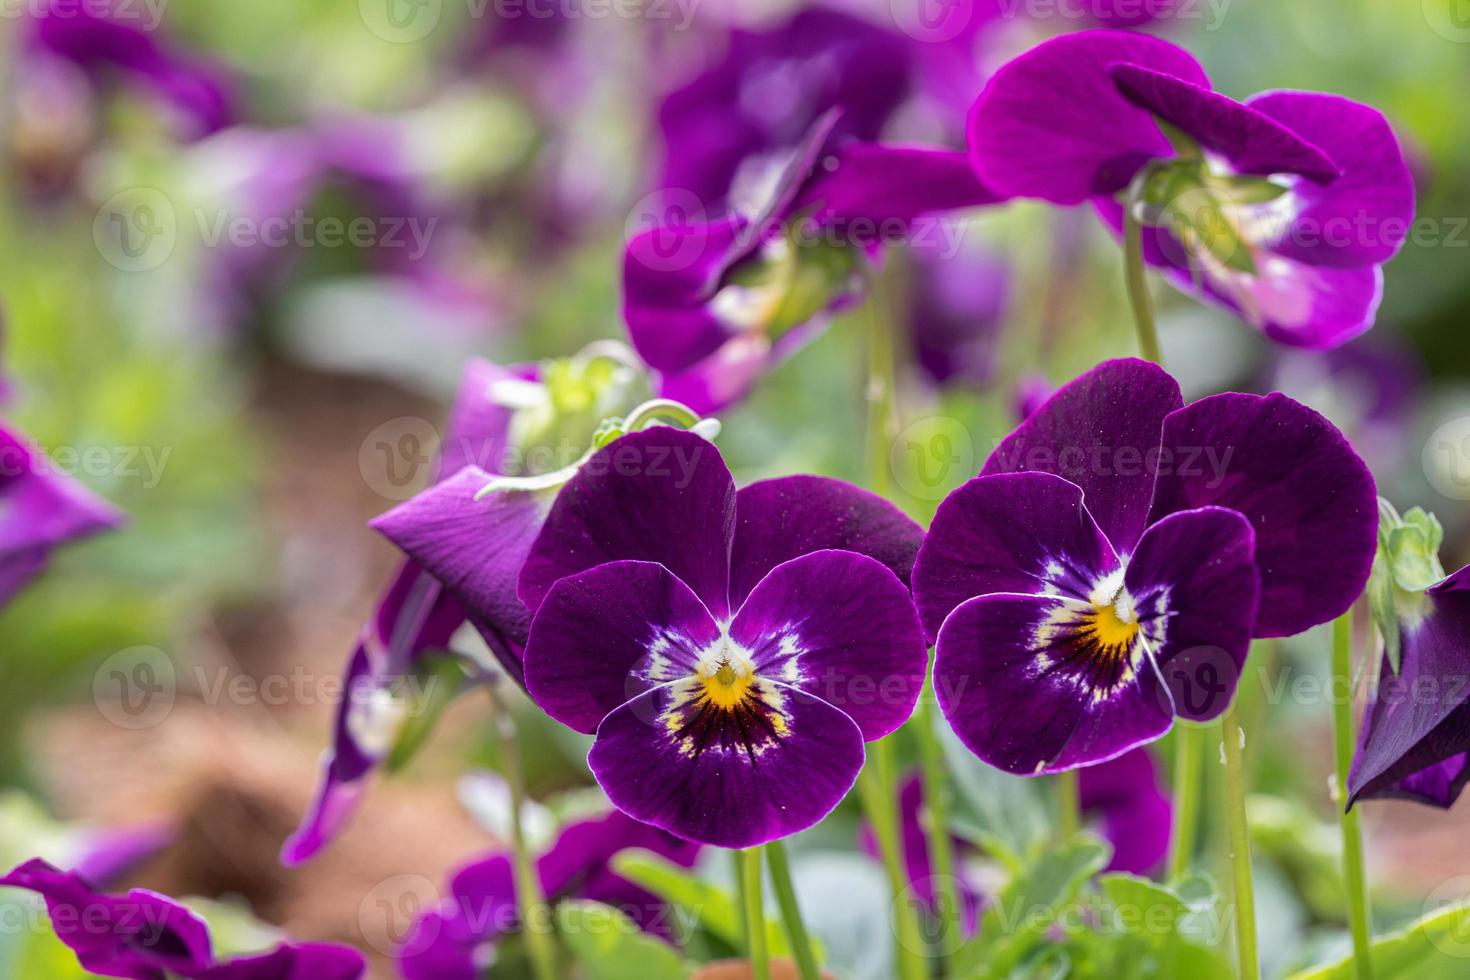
top-left (698, 655), bottom-right (756, 710)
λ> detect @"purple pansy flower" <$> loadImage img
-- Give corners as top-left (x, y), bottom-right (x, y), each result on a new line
top-left (906, 238), bottom-right (1010, 389)
top-left (26, 1), bottom-right (234, 139)
top-left (1, 422), bottom-right (125, 608)
top-left (284, 358), bottom-right (563, 865)
top-left (911, 358), bottom-right (1377, 774)
top-left (627, 117), bottom-right (1001, 412)
top-left (968, 30), bottom-right (1415, 348)
top-left (866, 747), bottom-right (1170, 928)
top-left (0, 859), bottom-right (364, 979)
top-left (398, 809), bottom-right (701, 979)
top-left (515, 426), bottom-right (928, 847)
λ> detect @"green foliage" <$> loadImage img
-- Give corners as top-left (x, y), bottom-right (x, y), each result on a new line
top-left (1289, 903), bottom-right (1470, 979)
top-left (556, 901), bottom-right (690, 980)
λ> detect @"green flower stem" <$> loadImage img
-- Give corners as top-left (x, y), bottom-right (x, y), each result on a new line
top-left (1220, 701), bottom-right (1259, 980)
top-left (1167, 723), bottom-right (1206, 882)
top-left (766, 840), bottom-right (821, 980)
top-left (740, 848), bottom-right (772, 980)
top-left (1123, 204), bottom-right (1163, 365)
top-left (858, 740), bottom-right (930, 980)
top-left (493, 704), bottom-right (559, 980)
top-left (1056, 769), bottom-right (1080, 840)
top-left (1333, 610), bottom-right (1375, 979)
top-left (915, 678), bottom-right (963, 971)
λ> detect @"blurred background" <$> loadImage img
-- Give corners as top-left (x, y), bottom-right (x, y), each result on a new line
top-left (1, 0), bottom-right (1468, 976)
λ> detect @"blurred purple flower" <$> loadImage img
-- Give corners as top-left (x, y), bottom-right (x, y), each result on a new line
top-left (0, 421), bottom-right (125, 609)
top-left (398, 809), bottom-right (701, 979)
top-left (0, 859), bottom-right (364, 979)
top-left (969, 30), bottom-right (1415, 348)
top-left (906, 240), bottom-right (1010, 388)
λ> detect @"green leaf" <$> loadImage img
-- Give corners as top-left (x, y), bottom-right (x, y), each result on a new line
top-left (1081, 875), bottom-right (1232, 979)
top-left (938, 722), bottom-right (1051, 868)
top-left (556, 901), bottom-right (689, 980)
top-left (1288, 903), bottom-right (1470, 979)
top-left (950, 835), bottom-right (1110, 978)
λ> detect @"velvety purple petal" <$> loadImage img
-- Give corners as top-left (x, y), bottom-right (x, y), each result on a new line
top-left (654, 332), bottom-right (779, 417)
top-left (730, 475), bottom-right (923, 609)
top-left (196, 944), bottom-right (365, 980)
top-left (1369, 754), bottom-right (1470, 809)
top-left (1126, 508), bottom-right (1260, 722)
top-left (372, 468), bottom-right (554, 671)
top-left (1189, 257), bottom-right (1384, 351)
top-left (0, 424), bottom-right (126, 555)
top-left (1350, 570), bottom-right (1470, 806)
top-left (589, 680), bottom-right (865, 848)
top-left (934, 593), bottom-right (1175, 775)
top-left (397, 910), bottom-right (477, 980)
top-left (524, 561), bottom-right (721, 734)
top-left (1108, 65), bottom-right (1339, 183)
top-left (1149, 392), bottom-right (1377, 638)
top-left (967, 30), bottom-right (1210, 204)
top-left (74, 822), bottom-right (174, 887)
top-left (1080, 747), bottom-right (1171, 874)
top-left (0, 859), bottom-right (213, 977)
top-left (519, 428), bottom-right (735, 618)
top-left (794, 144), bottom-right (1004, 231)
top-left (730, 550), bottom-right (926, 740)
top-left (1248, 91), bottom-right (1415, 268)
top-left (438, 359), bottom-right (525, 478)
top-left (981, 358), bottom-right (1182, 554)
top-left (912, 472), bottom-right (1120, 643)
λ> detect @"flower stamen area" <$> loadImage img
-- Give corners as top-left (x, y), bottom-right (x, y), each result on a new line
top-left (661, 637), bottom-right (791, 762)
top-left (1032, 570), bottom-right (1147, 702)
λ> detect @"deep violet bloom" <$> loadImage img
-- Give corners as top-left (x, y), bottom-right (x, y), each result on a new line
top-left (968, 30), bottom-right (1415, 349)
top-left (1350, 543), bottom-right (1470, 808)
top-left (0, 422), bottom-right (124, 608)
top-left (398, 810), bottom-right (701, 979)
top-left (0, 859), bottom-right (364, 979)
top-left (906, 238), bottom-right (1010, 388)
top-left (911, 358), bottom-right (1377, 774)
top-left (867, 748), bottom-right (1170, 927)
top-left (284, 358), bottom-right (557, 865)
top-left (656, 8), bottom-right (914, 205)
top-left (26, 1), bottom-right (234, 138)
top-left (626, 117), bottom-right (1001, 412)
top-left (516, 426), bottom-right (928, 847)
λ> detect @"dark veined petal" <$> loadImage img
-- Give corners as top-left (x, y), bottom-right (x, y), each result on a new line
top-left (981, 358), bottom-right (1183, 555)
top-left (1108, 65), bottom-right (1340, 183)
top-left (1149, 391), bottom-right (1377, 638)
top-left (372, 468), bottom-right (555, 675)
top-left (730, 550), bottom-right (926, 741)
top-left (730, 474), bottom-right (923, 609)
top-left (1248, 91), bottom-right (1416, 268)
top-left (1368, 753), bottom-right (1470, 810)
top-left (912, 472), bottom-right (1120, 643)
top-left (519, 428), bottom-right (736, 618)
top-left (524, 561), bottom-right (721, 735)
top-left (589, 680), bottom-right (865, 848)
top-left (1350, 567), bottom-right (1470, 807)
top-left (934, 593), bottom-right (1175, 775)
top-left (967, 30), bottom-right (1209, 204)
top-left (1125, 507), bottom-right (1260, 722)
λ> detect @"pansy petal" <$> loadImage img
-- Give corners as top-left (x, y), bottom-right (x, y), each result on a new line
top-left (912, 472), bottom-right (1120, 642)
top-left (1370, 754), bottom-right (1470, 809)
top-left (934, 593), bottom-right (1174, 775)
top-left (730, 475), bottom-right (923, 608)
top-left (1079, 748), bottom-right (1171, 874)
top-left (397, 910), bottom-right (477, 980)
top-left (1188, 257), bottom-right (1383, 351)
top-left (1248, 91), bottom-right (1415, 268)
top-left (524, 561), bottom-right (721, 734)
top-left (967, 30), bottom-right (1209, 204)
top-left (1350, 572), bottom-right (1470, 806)
top-left (589, 681), bottom-right (865, 848)
top-left (519, 428), bottom-right (735, 618)
top-left (1149, 392), bottom-right (1376, 638)
top-left (1109, 65), bottom-right (1339, 183)
top-left (1125, 507), bottom-right (1260, 722)
top-left (197, 944), bottom-right (365, 980)
top-left (795, 144), bottom-right (1004, 230)
top-left (654, 332), bottom-right (778, 416)
top-left (981, 358), bottom-right (1182, 554)
top-left (730, 550), bottom-right (926, 740)
top-left (372, 468), bottom-right (553, 673)
top-left (438, 358), bottom-right (525, 478)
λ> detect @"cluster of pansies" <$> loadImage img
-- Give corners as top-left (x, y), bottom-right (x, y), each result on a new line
top-left (10, 11), bottom-right (1466, 980)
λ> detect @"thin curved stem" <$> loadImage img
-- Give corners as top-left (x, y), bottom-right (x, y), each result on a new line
top-left (1333, 611), bottom-right (1375, 979)
top-left (1055, 770), bottom-right (1080, 840)
top-left (1168, 723), bottom-right (1205, 882)
top-left (1123, 204), bottom-right (1163, 365)
top-left (1220, 701), bottom-right (1259, 980)
top-left (766, 841), bottom-right (821, 980)
top-left (493, 705), bottom-right (558, 980)
top-left (915, 681), bottom-right (963, 971)
top-left (859, 740), bottom-right (930, 980)
top-left (740, 848), bottom-right (771, 980)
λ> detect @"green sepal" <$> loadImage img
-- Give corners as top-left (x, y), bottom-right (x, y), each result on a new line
top-left (1369, 498), bottom-right (1448, 675)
